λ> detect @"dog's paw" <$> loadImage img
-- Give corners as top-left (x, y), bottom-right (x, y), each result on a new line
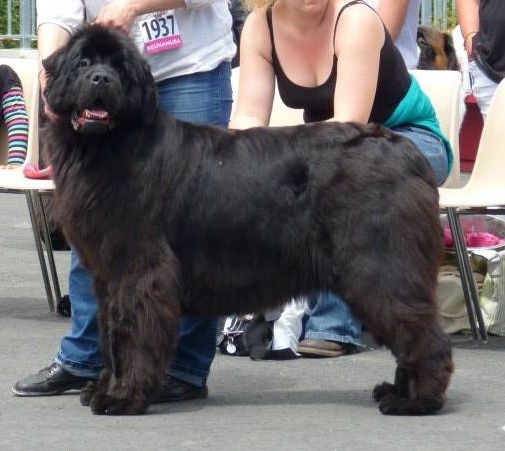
top-left (90, 392), bottom-right (148, 415)
top-left (379, 394), bottom-right (443, 416)
top-left (372, 382), bottom-right (396, 402)
top-left (80, 381), bottom-right (97, 406)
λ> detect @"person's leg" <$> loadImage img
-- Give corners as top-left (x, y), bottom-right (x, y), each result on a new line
top-left (468, 60), bottom-right (498, 120)
top-left (55, 250), bottom-right (102, 377)
top-left (391, 126), bottom-right (449, 186)
top-left (1, 86), bottom-right (28, 167)
top-left (298, 292), bottom-right (363, 358)
top-left (11, 249), bottom-right (101, 395)
top-left (154, 61), bottom-right (232, 396)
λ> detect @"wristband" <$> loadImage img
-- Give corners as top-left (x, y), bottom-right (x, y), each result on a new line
top-left (463, 30), bottom-right (478, 43)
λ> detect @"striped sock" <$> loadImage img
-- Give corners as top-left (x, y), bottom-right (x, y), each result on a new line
top-left (2, 86), bottom-right (29, 166)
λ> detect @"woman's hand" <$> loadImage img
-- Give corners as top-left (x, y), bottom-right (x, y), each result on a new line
top-left (95, 1), bottom-right (138, 34)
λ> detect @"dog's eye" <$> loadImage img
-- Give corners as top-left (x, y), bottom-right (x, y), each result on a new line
top-left (417, 37), bottom-right (429, 48)
top-left (78, 58), bottom-right (91, 69)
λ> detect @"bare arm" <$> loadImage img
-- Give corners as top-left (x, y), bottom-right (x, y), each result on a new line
top-left (456, 0), bottom-right (480, 57)
top-left (229, 9), bottom-right (275, 129)
top-left (332, 4), bottom-right (384, 123)
top-left (376, 0), bottom-right (410, 41)
top-left (38, 23), bottom-right (71, 120)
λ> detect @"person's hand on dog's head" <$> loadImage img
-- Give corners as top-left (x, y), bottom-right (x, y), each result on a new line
top-left (94, 0), bottom-right (138, 34)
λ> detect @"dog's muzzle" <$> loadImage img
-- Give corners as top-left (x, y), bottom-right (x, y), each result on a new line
top-left (72, 108), bottom-right (114, 134)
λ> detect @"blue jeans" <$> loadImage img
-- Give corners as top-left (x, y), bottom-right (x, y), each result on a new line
top-left (303, 125), bottom-right (448, 347)
top-left (392, 125), bottom-right (449, 186)
top-left (304, 292), bottom-right (363, 347)
top-left (56, 62), bottom-right (233, 387)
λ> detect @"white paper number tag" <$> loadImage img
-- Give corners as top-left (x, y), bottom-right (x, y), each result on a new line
top-left (136, 10), bottom-right (183, 55)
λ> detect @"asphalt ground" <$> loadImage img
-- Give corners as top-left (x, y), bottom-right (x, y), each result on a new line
top-left (1, 192), bottom-right (504, 451)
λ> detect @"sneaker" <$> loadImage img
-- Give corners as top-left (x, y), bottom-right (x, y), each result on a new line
top-left (151, 376), bottom-right (208, 404)
top-left (297, 339), bottom-right (350, 358)
top-left (10, 362), bottom-right (93, 396)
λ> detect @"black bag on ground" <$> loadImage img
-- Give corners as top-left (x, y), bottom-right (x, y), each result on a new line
top-left (217, 314), bottom-right (273, 359)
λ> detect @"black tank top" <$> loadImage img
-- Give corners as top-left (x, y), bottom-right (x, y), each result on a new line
top-left (267, 0), bottom-right (411, 123)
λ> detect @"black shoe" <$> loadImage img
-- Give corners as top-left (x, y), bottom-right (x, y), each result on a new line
top-left (10, 362), bottom-right (93, 396)
top-left (151, 376), bottom-right (208, 404)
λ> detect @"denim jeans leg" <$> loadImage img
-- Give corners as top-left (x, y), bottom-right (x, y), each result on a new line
top-left (304, 291), bottom-right (363, 347)
top-left (167, 316), bottom-right (218, 387)
top-left (157, 61), bottom-right (232, 387)
top-left (468, 60), bottom-right (498, 119)
top-left (56, 249), bottom-right (102, 378)
top-left (157, 61), bottom-right (233, 127)
top-left (391, 126), bottom-right (449, 186)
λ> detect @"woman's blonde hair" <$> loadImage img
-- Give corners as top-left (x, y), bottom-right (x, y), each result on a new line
top-left (243, 0), bottom-right (275, 10)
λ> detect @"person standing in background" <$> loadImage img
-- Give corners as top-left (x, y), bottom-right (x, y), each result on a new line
top-left (365, 0), bottom-right (421, 69)
top-left (456, 0), bottom-right (505, 119)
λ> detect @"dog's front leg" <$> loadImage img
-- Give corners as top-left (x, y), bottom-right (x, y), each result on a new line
top-left (89, 255), bottom-right (181, 415)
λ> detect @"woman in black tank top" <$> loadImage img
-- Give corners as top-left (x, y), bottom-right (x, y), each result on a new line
top-left (230, 0), bottom-right (450, 357)
top-left (266, 1), bottom-right (410, 123)
top-left (232, 0), bottom-right (412, 127)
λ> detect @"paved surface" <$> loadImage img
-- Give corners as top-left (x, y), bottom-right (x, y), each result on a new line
top-left (1, 192), bottom-right (504, 451)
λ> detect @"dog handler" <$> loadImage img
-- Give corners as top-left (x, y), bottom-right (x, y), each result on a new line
top-left (230, 0), bottom-right (452, 357)
top-left (12, 0), bottom-right (235, 402)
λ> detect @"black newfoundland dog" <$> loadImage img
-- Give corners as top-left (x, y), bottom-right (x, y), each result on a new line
top-left (43, 25), bottom-right (453, 416)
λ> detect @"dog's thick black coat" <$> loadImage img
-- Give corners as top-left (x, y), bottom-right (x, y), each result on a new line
top-left (43, 25), bottom-right (453, 416)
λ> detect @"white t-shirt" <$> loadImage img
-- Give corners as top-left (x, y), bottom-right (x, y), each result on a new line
top-left (36, 0), bottom-right (236, 82)
top-left (365, 0), bottom-right (421, 69)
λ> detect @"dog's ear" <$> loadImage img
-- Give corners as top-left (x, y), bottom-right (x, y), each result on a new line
top-left (42, 46), bottom-right (72, 113)
top-left (137, 58), bottom-right (158, 125)
top-left (443, 32), bottom-right (459, 70)
top-left (124, 48), bottom-right (159, 125)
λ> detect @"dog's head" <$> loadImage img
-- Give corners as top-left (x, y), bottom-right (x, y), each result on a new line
top-left (417, 26), bottom-right (458, 71)
top-left (43, 24), bottom-right (158, 134)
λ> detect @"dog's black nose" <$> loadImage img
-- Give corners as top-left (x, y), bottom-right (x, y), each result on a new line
top-left (90, 71), bottom-right (112, 85)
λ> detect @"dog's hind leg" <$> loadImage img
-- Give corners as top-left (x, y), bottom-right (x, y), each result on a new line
top-left (361, 297), bottom-right (453, 415)
top-left (341, 261), bottom-right (453, 415)
top-left (377, 318), bottom-right (453, 416)
top-left (89, 249), bottom-right (181, 415)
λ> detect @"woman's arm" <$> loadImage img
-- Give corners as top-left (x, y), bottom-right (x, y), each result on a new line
top-left (456, 0), bottom-right (480, 57)
top-left (332, 4), bottom-right (385, 123)
top-left (37, 23), bottom-right (71, 120)
top-left (376, 0), bottom-right (410, 41)
top-left (229, 9), bottom-right (276, 130)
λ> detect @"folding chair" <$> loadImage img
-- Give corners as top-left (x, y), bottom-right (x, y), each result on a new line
top-left (438, 78), bottom-right (505, 342)
top-left (0, 56), bottom-right (60, 312)
top-left (410, 69), bottom-right (462, 188)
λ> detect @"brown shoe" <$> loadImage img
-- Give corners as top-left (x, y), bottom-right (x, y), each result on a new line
top-left (297, 339), bottom-right (348, 358)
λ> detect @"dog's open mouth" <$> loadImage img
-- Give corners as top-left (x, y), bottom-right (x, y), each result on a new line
top-left (72, 108), bottom-right (113, 133)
